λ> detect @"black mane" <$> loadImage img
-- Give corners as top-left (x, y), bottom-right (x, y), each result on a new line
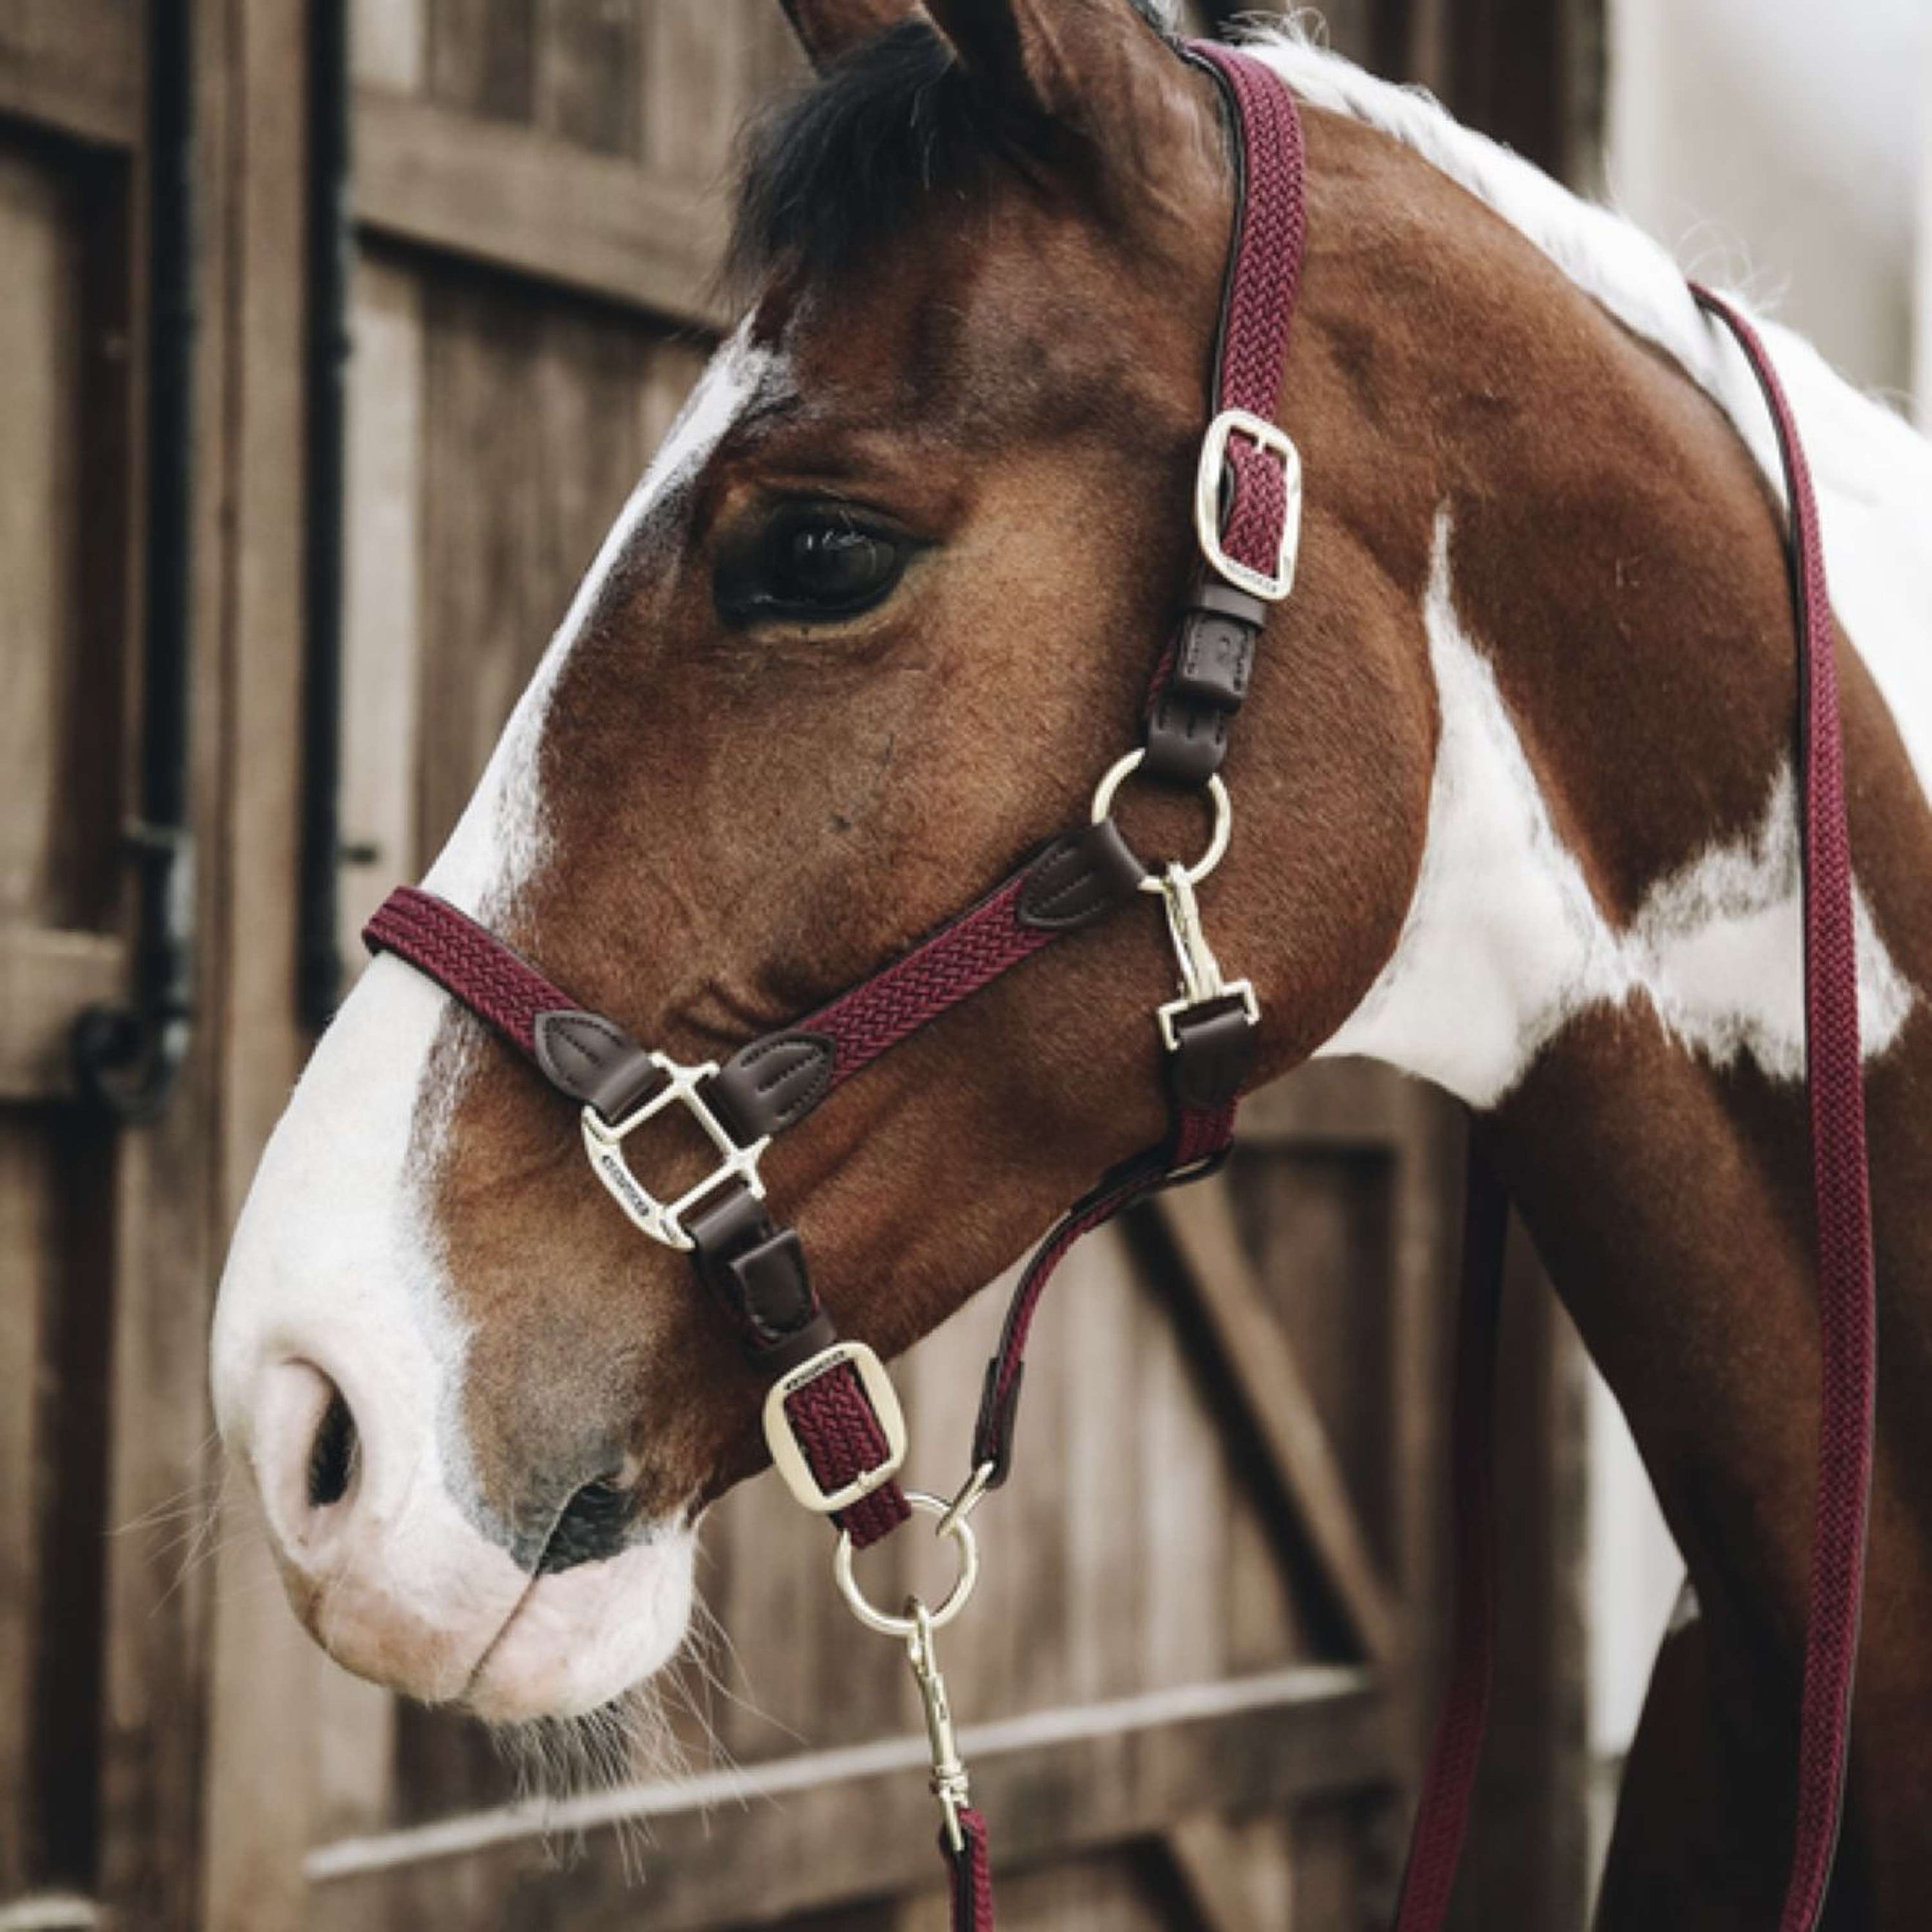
top-left (727, 7), bottom-right (1175, 290)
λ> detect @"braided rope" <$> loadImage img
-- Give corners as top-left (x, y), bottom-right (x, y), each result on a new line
top-left (784, 1360), bottom-right (910, 1546)
top-left (1190, 43), bottom-right (1307, 580)
top-left (1390, 1153), bottom-right (1508, 1929)
top-left (976, 1100), bottom-right (1238, 1464)
top-left (1694, 288), bottom-right (1876, 1932)
top-left (947, 1807), bottom-right (995, 1932)
top-left (804, 875), bottom-right (1055, 1085)
top-left (365, 888), bottom-right (569, 1057)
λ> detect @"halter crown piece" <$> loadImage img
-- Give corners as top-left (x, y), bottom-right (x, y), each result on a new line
top-left (367, 43), bottom-right (1874, 1932)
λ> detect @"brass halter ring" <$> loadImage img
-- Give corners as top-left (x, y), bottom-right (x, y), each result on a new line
top-left (835, 1492), bottom-right (981, 1638)
top-left (1089, 749), bottom-right (1233, 891)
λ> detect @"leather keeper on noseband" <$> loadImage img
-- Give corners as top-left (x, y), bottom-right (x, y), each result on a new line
top-left (687, 1183), bottom-right (830, 1369)
top-left (1015, 820), bottom-right (1147, 931)
top-left (707, 1030), bottom-right (837, 1142)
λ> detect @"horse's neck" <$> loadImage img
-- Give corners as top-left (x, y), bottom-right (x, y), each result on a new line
top-left (1298, 149), bottom-right (1932, 1804)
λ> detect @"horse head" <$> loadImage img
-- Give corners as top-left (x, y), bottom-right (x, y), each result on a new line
top-left (211, 0), bottom-right (1434, 1721)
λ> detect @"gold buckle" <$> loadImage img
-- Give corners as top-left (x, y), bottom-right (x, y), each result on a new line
top-left (763, 1341), bottom-right (908, 1515)
top-left (579, 1053), bottom-right (769, 1252)
top-left (1194, 407), bottom-right (1303, 602)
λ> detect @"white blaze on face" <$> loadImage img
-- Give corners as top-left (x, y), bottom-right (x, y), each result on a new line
top-left (212, 326), bottom-right (785, 1720)
top-left (426, 323), bottom-right (787, 921)
top-left (1317, 513), bottom-right (1917, 1107)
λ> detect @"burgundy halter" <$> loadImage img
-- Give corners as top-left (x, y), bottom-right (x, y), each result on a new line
top-left (366, 42), bottom-right (1874, 1932)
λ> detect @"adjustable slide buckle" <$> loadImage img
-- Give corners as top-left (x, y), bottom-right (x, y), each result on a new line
top-left (580, 1053), bottom-right (769, 1252)
top-left (763, 1340), bottom-right (909, 1515)
top-left (1194, 407), bottom-right (1303, 602)
top-left (1154, 861), bottom-right (1259, 1051)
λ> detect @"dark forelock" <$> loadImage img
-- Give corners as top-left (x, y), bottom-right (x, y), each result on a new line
top-left (727, 6), bottom-right (1177, 291)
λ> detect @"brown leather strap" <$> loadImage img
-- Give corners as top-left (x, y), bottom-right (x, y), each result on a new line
top-left (686, 1183), bottom-right (831, 1371)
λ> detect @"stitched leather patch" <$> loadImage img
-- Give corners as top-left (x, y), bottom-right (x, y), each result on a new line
top-left (533, 1010), bottom-right (659, 1119)
top-left (709, 1030), bottom-right (835, 1140)
top-left (1016, 822), bottom-right (1147, 932)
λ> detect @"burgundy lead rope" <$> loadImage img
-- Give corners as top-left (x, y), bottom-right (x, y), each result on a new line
top-left (1390, 1149), bottom-right (1508, 1932)
top-left (1698, 288), bottom-right (1876, 1932)
top-left (1393, 293), bottom-right (1875, 1931)
top-left (364, 46), bottom-right (1873, 1932)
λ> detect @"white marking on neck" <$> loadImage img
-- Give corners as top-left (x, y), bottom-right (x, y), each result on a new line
top-left (1317, 514), bottom-right (1915, 1107)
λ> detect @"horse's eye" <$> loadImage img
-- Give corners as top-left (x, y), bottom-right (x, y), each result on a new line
top-left (719, 509), bottom-right (908, 624)
top-left (776, 523), bottom-right (899, 605)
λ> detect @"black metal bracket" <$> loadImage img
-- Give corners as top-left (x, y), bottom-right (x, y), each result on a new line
top-left (296, 0), bottom-right (356, 1034)
top-left (72, 0), bottom-right (198, 1124)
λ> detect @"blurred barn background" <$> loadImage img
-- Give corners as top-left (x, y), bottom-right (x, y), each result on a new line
top-left (0, 1), bottom-right (1923, 1928)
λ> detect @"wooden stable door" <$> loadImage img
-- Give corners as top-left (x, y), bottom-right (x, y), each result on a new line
top-left (0, 2), bottom-right (1593, 1928)
top-left (0, 10), bottom-right (211, 1927)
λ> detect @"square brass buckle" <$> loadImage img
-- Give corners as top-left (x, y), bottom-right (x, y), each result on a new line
top-left (579, 1052), bottom-right (769, 1252)
top-left (763, 1341), bottom-right (909, 1515)
top-left (1194, 406), bottom-right (1303, 602)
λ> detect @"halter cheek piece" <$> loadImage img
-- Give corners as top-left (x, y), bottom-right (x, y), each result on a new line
top-left (367, 44), bottom-right (1873, 1932)
top-left (370, 39), bottom-right (1298, 1565)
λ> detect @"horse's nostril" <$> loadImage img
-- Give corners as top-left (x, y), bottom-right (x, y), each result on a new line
top-left (538, 1476), bottom-right (637, 1575)
top-left (307, 1387), bottom-right (359, 1511)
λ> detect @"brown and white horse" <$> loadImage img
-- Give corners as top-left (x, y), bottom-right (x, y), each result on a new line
top-left (212, 2), bottom-right (1932, 1921)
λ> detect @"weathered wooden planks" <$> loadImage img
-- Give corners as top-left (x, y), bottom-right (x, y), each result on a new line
top-left (0, 932), bottom-right (126, 1101)
top-left (0, 139), bottom-right (126, 941)
top-left (307, 1665), bottom-right (1392, 1931)
top-left (356, 87), bottom-right (727, 331)
top-left (192, 3), bottom-right (328, 1929)
top-left (0, 1120), bottom-right (59, 1892)
top-left (0, 2), bottom-right (141, 150)
top-left (1147, 1177), bottom-right (1404, 1668)
top-left (0, 67), bottom-right (135, 1917)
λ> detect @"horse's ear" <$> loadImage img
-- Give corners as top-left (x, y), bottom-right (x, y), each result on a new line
top-left (919, 0), bottom-right (1191, 142)
top-left (778, 0), bottom-right (919, 72)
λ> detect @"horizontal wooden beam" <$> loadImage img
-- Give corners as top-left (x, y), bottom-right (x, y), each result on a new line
top-left (0, 929), bottom-right (127, 1101)
top-left (1150, 1182), bottom-right (1404, 1666)
top-left (307, 1666), bottom-right (1394, 1930)
top-left (0, 4), bottom-right (141, 150)
top-left (0, 1896), bottom-right (105, 1932)
top-left (355, 86), bottom-right (728, 331)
